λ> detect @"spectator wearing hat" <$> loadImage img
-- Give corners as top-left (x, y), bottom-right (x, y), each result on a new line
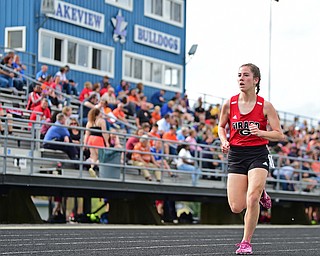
top-left (131, 135), bottom-right (161, 181)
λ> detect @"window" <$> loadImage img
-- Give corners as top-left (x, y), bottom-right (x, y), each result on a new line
top-left (38, 29), bottom-right (114, 77)
top-left (67, 42), bottom-right (77, 64)
top-left (165, 66), bottom-right (180, 87)
top-left (4, 26), bottom-right (26, 51)
top-left (105, 0), bottom-right (133, 11)
top-left (145, 0), bottom-right (184, 27)
top-left (54, 38), bottom-right (63, 62)
top-left (123, 51), bottom-right (182, 91)
top-left (124, 55), bottom-right (142, 79)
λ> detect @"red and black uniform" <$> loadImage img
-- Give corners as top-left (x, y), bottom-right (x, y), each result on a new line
top-left (227, 94), bottom-right (270, 175)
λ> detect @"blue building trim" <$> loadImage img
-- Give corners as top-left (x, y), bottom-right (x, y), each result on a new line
top-left (0, 0), bottom-right (187, 100)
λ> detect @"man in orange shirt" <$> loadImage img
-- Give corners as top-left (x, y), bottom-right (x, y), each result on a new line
top-left (162, 125), bottom-right (178, 158)
top-left (132, 135), bottom-right (161, 181)
top-left (148, 124), bottom-right (161, 147)
top-left (113, 103), bottom-right (130, 132)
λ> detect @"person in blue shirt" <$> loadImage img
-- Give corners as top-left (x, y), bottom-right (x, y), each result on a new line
top-left (161, 100), bottom-right (174, 117)
top-left (150, 140), bottom-right (176, 177)
top-left (151, 89), bottom-right (166, 107)
top-left (43, 113), bottom-right (78, 161)
top-left (36, 65), bottom-right (49, 83)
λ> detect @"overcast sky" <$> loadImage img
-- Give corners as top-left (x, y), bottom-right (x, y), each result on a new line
top-left (185, 0), bottom-right (320, 122)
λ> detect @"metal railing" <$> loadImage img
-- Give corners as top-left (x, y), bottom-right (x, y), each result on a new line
top-left (0, 46), bottom-right (37, 79)
top-left (0, 115), bottom-right (319, 194)
top-left (186, 90), bottom-right (319, 130)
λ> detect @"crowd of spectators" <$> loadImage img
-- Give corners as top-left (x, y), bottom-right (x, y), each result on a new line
top-left (1, 52), bottom-right (319, 193)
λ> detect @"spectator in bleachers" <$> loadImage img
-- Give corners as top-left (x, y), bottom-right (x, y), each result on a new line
top-left (79, 81), bottom-right (93, 102)
top-left (43, 113), bottom-right (78, 163)
top-left (210, 103), bottom-right (221, 119)
top-left (36, 65), bottom-right (49, 83)
top-left (193, 97), bottom-right (203, 111)
top-left (185, 129), bottom-right (202, 156)
top-left (0, 51), bottom-right (14, 64)
top-left (131, 135), bottom-right (161, 181)
top-left (162, 125), bottom-right (178, 157)
top-left (177, 99), bottom-right (193, 123)
top-left (62, 106), bottom-right (72, 124)
top-left (136, 82), bottom-right (144, 99)
top-left (101, 87), bottom-right (117, 110)
top-left (41, 75), bottom-right (62, 109)
top-left (310, 149), bottom-right (320, 175)
top-left (54, 65), bottom-right (71, 95)
top-left (151, 105), bottom-right (161, 124)
top-left (0, 55), bottom-right (15, 91)
top-left (141, 122), bottom-right (151, 133)
top-left (157, 114), bottom-right (171, 136)
top-left (125, 128), bottom-right (144, 161)
top-left (27, 84), bottom-right (43, 111)
top-left (148, 123), bottom-right (161, 147)
top-left (272, 161), bottom-right (300, 191)
top-left (176, 143), bottom-right (200, 186)
top-left (127, 88), bottom-right (141, 109)
top-left (206, 116), bottom-right (219, 139)
top-left (112, 103), bottom-right (130, 132)
top-left (201, 134), bottom-right (223, 175)
top-left (99, 99), bottom-right (115, 130)
top-left (12, 54), bottom-right (26, 87)
top-left (177, 126), bottom-right (189, 141)
top-left (205, 105), bottom-right (213, 120)
top-left (136, 102), bottom-right (151, 128)
top-left (151, 140), bottom-right (175, 177)
top-left (161, 100), bottom-right (174, 117)
top-left (300, 161), bottom-right (318, 192)
top-left (194, 101), bottom-right (205, 116)
top-left (67, 118), bottom-right (81, 157)
top-left (108, 128), bottom-right (122, 149)
top-left (0, 103), bottom-right (13, 135)
top-left (140, 95), bottom-right (154, 110)
top-left (29, 98), bottom-right (51, 127)
top-left (80, 93), bottom-right (99, 126)
top-left (84, 108), bottom-right (110, 177)
top-left (99, 76), bottom-right (110, 97)
top-left (92, 83), bottom-right (101, 101)
top-left (182, 94), bottom-right (192, 114)
top-left (115, 79), bottom-right (129, 98)
top-left (151, 89), bottom-right (166, 107)
top-left (171, 92), bottom-right (181, 107)
top-left (68, 79), bottom-right (79, 96)
top-left (50, 74), bottom-right (67, 107)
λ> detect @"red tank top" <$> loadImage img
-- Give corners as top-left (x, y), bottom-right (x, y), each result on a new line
top-left (228, 94), bottom-right (268, 146)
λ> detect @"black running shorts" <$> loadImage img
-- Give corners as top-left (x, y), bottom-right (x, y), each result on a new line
top-left (227, 145), bottom-right (270, 175)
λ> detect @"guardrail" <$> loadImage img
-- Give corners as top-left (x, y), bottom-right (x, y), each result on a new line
top-left (186, 90), bottom-right (319, 130)
top-left (0, 115), bottom-right (319, 196)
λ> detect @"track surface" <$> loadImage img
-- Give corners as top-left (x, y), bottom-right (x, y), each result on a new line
top-left (0, 225), bottom-right (319, 255)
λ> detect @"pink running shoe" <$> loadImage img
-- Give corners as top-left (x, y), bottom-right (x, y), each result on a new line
top-left (259, 189), bottom-right (272, 209)
top-left (235, 241), bottom-right (252, 255)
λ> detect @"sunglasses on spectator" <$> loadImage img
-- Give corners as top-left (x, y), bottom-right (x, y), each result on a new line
top-left (70, 122), bottom-right (78, 125)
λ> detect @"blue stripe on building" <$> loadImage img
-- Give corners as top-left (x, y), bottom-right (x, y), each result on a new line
top-left (0, 0), bottom-right (187, 100)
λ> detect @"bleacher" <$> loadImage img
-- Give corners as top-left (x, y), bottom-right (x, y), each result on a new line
top-left (0, 58), bottom-right (320, 225)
